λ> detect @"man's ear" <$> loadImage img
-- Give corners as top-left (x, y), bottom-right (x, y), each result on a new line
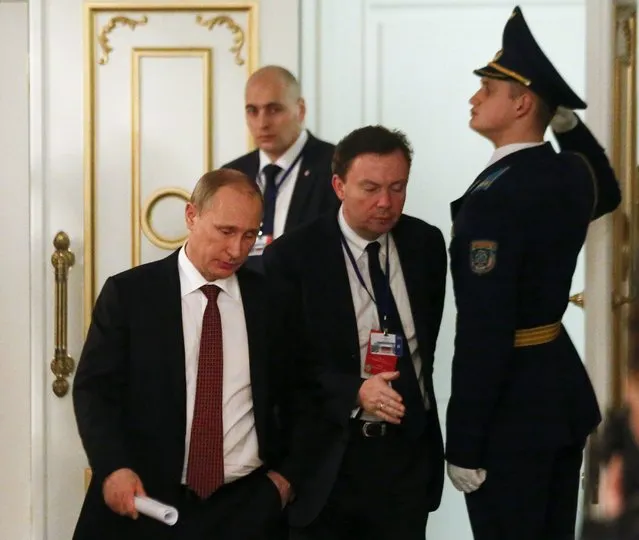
top-left (185, 202), bottom-right (197, 231)
top-left (297, 98), bottom-right (306, 123)
top-left (331, 174), bottom-right (346, 201)
top-left (514, 92), bottom-right (535, 119)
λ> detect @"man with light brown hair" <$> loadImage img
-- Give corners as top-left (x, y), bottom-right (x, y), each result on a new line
top-left (73, 168), bottom-right (301, 540)
top-left (224, 66), bottom-right (338, 270)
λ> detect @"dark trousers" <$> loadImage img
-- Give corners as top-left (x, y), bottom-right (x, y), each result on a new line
top-left (465, 444), bottom-right (584, 540)
top-left (177, 468), bottom-right (286, 540)
top-left (290, 421), bottom-right (431, 540)
top-left (73, 468), bottom-right (285, 540)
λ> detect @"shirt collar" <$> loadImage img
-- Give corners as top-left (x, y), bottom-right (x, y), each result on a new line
top-left (486, 141), bottom-right (544, 168)
top-left (258, 129), bottom-right (308, 176)
top-left (178, 244), bottom-right (240, 301)
top-left (337, 205), bottom-right (387, 261)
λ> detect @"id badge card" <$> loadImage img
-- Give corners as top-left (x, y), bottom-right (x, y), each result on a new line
top-left (364, 330), bottom-right (403, 375)
top-left (249, 234), bottom-right (273, 257)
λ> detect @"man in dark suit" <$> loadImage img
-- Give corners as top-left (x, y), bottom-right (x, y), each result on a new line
top-left (264, 125), bottom-right (447, 540)
top-left (446, 6), bottom-right (622, 540)
top-left (72, 169), bottom-right (299, 540)
top-left (223, 65), bottom-right (338, 270)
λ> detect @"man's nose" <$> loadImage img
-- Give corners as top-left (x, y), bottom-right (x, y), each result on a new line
top-left (376, 190), bottom-right (392, 208)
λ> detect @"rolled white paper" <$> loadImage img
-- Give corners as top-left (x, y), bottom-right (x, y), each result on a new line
top-left (134, 496), bottom-right (179, 526)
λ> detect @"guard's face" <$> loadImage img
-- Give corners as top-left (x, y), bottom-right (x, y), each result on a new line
top-left (333, 150), bottom-right (408, 240)
top-left (245, 75), bottom-right (305, 159)
top-left (469, 78), bottom-right (519, 142)
top-left (185, 185), bottom-right (262, 281)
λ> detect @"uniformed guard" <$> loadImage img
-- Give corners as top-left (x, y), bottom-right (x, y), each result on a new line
top-left (445, 6), bottom-right (622, 540)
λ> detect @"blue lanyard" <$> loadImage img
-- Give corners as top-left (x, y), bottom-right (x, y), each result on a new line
top-left (339, 233), bottom-right (392, 333)
top-left (259, 149), bottom-right (305, 196)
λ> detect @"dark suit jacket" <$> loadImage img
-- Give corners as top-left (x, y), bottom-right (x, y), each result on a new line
top-left (263, 212), bottom-right (447, 528)
top-left (223, 131), bottom-right (338, 234)
top-left (72, 251), bottom-right (288, 540)
top-left (446, 119), bottom-right (622, 469)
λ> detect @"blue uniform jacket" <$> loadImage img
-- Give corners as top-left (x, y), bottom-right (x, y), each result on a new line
top-left (446, 119), bottom-right (621, 469)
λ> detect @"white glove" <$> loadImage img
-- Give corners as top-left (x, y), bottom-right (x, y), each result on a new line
top-left (446, 463), bottom-right (487, 494)
top-left (550, 106), bottom-right (579, 133)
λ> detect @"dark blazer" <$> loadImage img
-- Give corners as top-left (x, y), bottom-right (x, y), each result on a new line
top-left (223, 131), bottom-right (338, 234)
top-left (263, 212), bottom-right (447, 528)
top-left (446, 120), bottom-right (622, 469)
top-left (72, 251), bottom-right (288, 540)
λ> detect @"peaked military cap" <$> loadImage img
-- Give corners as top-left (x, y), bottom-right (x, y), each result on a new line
top-left (473, 5), bottom-right (587, 110)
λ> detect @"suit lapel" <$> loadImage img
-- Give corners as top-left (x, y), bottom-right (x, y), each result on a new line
top-left (319, 216), bottom-right (361, 362)
top-left (392, 220), bottom-right (431, 361)
top-left (243, 151), bottom-right (260, 181)
top-left (154, 251), bottom-right (187, 425)
top-left (236, 269), bottom-right (268, 435)
top-left (285, 134), bottom-right (321, 231)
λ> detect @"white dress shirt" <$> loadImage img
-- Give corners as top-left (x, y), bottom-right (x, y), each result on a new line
top-left (178, 246), bottom-right (262, 484)
top-left (257, 129), bottom-right (309, 239)
top-left (337, 207), bottom-right (428, 422)
top-left (485, 141), bottom-right (544, 169)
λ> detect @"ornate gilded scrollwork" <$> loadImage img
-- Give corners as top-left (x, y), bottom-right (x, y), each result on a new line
top-left (97, 15), bottom-right (149, 65)
top-left (50, 232), bottom-right (75, 397)
top-left (195, 14), bottom-right (245, 65)
top-left (141, 187), bottom-right (191, 250)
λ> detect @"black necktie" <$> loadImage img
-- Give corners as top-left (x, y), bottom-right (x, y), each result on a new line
top-left (261, 164), bottom-right (283, 236)
top-left (366, 241), bottom-right (426, 437)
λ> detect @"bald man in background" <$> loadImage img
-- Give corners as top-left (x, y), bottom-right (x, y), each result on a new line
top-left (223, 65), bottom-right (338, 271)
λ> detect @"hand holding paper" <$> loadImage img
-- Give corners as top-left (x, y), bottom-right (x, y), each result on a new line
top-left (103, 468), bottom-right (146, 519)
top-left (102, 469), bottom-right (178, 525)
top-left (134, 496), bottom-right (179, 526)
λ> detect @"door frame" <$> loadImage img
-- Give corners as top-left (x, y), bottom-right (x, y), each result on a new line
top-left (29, 0), bottom-right (47, 537)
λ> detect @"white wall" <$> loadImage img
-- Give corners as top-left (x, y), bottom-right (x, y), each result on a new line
top-left (0, 2), bottom-right (32, 539)
top-left (260, 0), bottom-right (299, 71)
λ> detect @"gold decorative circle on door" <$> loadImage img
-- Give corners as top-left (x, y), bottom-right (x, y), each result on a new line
top-left (141, 187), bottom-right (191, 250)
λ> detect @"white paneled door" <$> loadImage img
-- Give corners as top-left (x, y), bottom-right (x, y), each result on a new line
top-left (30, 1), bottom-right (296, 538)
top-left (302, 0), bottom-right (587, 538)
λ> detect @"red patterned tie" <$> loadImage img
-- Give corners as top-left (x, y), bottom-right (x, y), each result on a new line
top-left (186, 284), bottom-right (224, 498)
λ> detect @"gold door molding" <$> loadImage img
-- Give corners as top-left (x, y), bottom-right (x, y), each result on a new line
top-left (130, 47), bottom-right (213, 266)
top-left (612, 5), bottom-right (637, 406)
top-left (140, 186), bottom-right (192, 252)
top-left (83, 3), bottom-right (258, 332)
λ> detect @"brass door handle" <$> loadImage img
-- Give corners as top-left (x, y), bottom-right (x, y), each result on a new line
top-left (570, 291), bottom-right (637, 309)
top-left (51, 232), bottom-right (76, 397)
top-left (569, 292), bottom-right (584, 309)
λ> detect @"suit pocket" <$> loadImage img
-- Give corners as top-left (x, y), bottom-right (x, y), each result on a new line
top-left (259, 474), bottom-right (283, 515)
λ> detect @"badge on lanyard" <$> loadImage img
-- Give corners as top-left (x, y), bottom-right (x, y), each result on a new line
top-left (340, 231), bottom-right (402, 376)
top-left (249, 233), bottom-right (273, 257)
top-left (365, 330), bottom-right (403, 375)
